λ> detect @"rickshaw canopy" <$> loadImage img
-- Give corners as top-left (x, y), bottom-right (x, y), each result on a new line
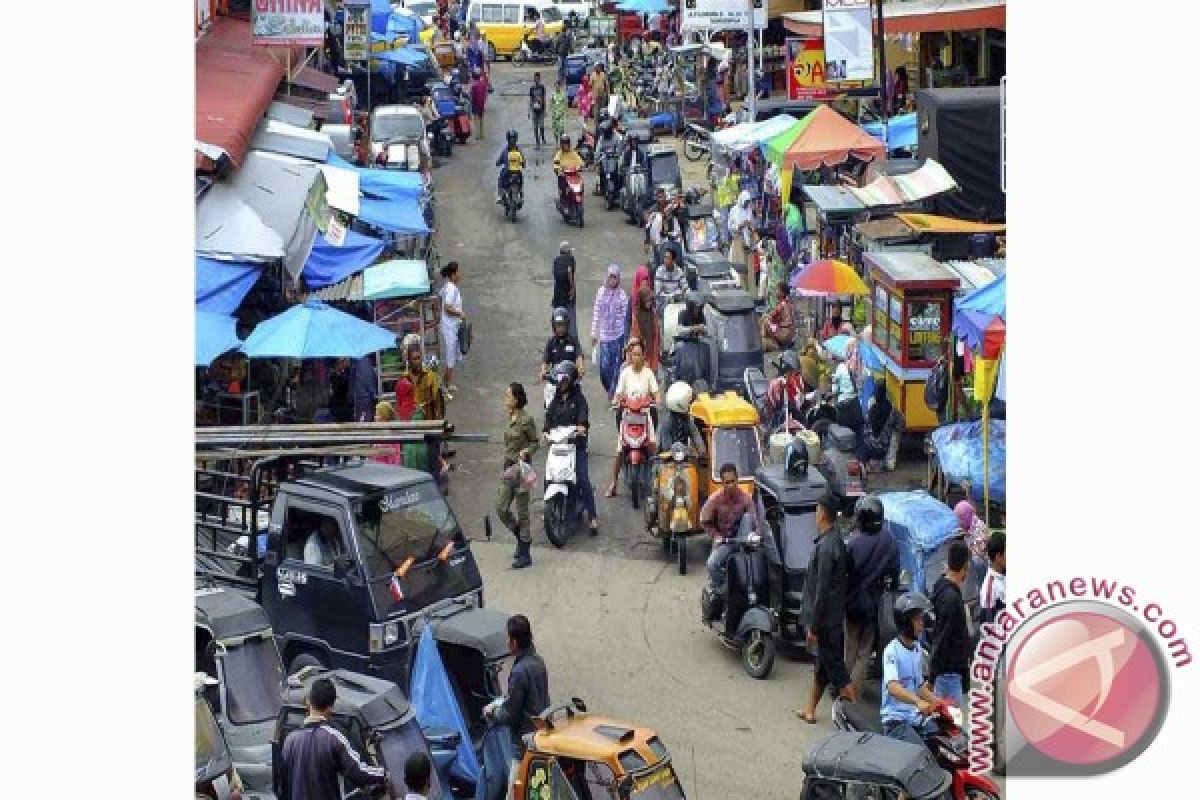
top-left (195, 588), bottom-right (272, 642)
top-left (803, 732), bottom-right (952, 800)
top-left (690, 391), bottom-right (759, 428)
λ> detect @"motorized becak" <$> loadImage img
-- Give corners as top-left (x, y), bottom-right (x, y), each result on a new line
top-left (688, 390), bottom-right (762, 507)
top-left (665, 289), bottom-right (763, 397)
top-left (799, 732), bottom-right (953, 800)
top-left (512, 698), bottom-right (688, 800)
top-left (644, 442), bottom-right (702, 575)
top-left (617, 394), bottom-right (655, 510)
top-left (557, 168), bottom-right (585, 227)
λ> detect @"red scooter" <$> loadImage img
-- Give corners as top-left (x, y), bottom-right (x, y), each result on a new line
top-left (833, 698), bottom-right (1001, 800)
top-left (556, 168), bottom-right (585, 227)
top-left (617, 395), bottom-right (654, 510)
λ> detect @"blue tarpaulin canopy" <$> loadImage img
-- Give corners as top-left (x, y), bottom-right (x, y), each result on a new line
top-left (196, 256), bottom-right (262, 314)
top-left (303, 229), bottom-right (386, 289)
top-left (370, 0), bottom-right (394, 33)
top-left (863, 113), bottom-right (918, 152)
top-left (358, 194), bottom-right (431, 235)
top-left (879, 491), bottom-right (960, 594)
top-left (410, 626), bottom-right (482, 785)
top-left (372, 46), bottom-right (429, 68)
top-left (364, 259), bottom-right (431, 300)
top-left (242, 300), bottom-right (397, 358)
top-left (930, 420), bottom-right (1006, 505)
top-left (952, 273), bottom-right (1006, 346)
top-left (324, 152), bottom-right (426, 199)
top-left (196, 312), bottom-right (242, 367)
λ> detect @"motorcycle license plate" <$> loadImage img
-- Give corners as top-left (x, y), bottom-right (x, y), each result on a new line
top-left (624, 413), bottom-right (647, 425)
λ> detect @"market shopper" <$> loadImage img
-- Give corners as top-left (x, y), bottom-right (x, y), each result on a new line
top-left (591, 263), bottom-right (630, 399)
top-left (860, 383), bottom-right (904, 472)
top-left (438, 261), bottom-right (465, 399)
top-left (551, 241), bottom-right (578, 337)
top-left (470, 68), bottom-right (488, 140)
top-left (795, 492), bottom-right (854, 723)
top-left (496, 382), bottom-right (539, 569)
top-left (930, 540), bottom-right (972, 706)
top-left (629, 285), bottom-right (660, 373)
top-left (956, 499), bottom-right (991, 599)
top-left (550, 77), bottom-right (568, 145)
top-left (401, 334), bottom-right (449, 490)
top-left (980, 532), bottom-right (1007, 624)
top-left (275, 677), bottom-right (389, 800)
top-left (761, 282), bottom-right (795, 351)
top-left (351, 355), bottom-right (378, 422)
top-left (843, 496), bottom-right (898, 700)
top-left (529, 71), bottom-right (547, 149)
top-left (484, 615), bottom-right (550, 756)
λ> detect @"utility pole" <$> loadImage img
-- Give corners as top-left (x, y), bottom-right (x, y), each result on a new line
top-left (876, 0), bottom-right (888, 149)
top-left (745, 0), bottom-right (756, 119)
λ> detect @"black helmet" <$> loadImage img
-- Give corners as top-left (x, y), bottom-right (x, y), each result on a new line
top-left (550, 360), bottom-right (578, 391)
top-left (779, 350), bottom-right (800, 375)
top-left (551, 307), bottom-right (569, 331)
top-left (506, 129), bottom-right (518, 145)
top-left (893, 592), bottom-right (934, 640)
top-left (684, 290), bottom-right (704, 313)
top-left (854, 495), bottom-right (885, 534)
top-left (785, 436), bottom-right (809, 476)
top-left (559, 133), bottom-right (571, 147)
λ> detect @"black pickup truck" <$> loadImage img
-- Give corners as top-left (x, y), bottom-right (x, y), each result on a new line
top-left (196, 457), bottom-right (484, 686)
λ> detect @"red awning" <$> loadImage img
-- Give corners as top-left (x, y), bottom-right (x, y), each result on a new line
top-left (784, 0), bottom-right (1005, 37)
top-left (195, 16), bottom-right (284, 171)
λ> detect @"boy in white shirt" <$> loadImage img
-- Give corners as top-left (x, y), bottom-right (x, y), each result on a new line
top-left (979, 532), bottom-right (1007, 624)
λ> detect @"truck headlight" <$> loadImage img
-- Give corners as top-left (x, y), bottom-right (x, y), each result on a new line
top-left (383, 622), bottom-right (400, 647)
top-left (369, 623), bottom-right (384, 653)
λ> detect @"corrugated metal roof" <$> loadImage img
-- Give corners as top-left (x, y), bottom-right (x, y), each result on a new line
top-left (942, 260), bottom-right (1000, 294)
top-left (250, 119), bottom-right (334, 164)
top-left (865, 252), bottom-right (960, 286)
top-left (802, 184), bottom-right (866, 215)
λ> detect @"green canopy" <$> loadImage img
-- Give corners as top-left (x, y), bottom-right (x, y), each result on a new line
top-left (363, 259), bottom-right (431, 301)
top-left (765, 110), bottom-right (817, 164)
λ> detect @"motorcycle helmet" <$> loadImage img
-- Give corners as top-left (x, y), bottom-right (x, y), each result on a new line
top-left (559, 133), bottom-right (571, 149)
top-left (784, 436), bottom-right (809, 476)
top-left (854, 495), bottom-right (885, 534)
top-left (551, 307), bottom-right (570, 333)
top-left (665, 381), bottom-right (694, 414)
top-left (506, 129), bottom-right (518, 146)
top-left (550, 360), bottom-right (578, 391)
top-left (670, 441), bottom-right (687, 463)
top-left (893, 592), bottom-right (935, 641)
top-left (684, 290), bottom-right (704, 317)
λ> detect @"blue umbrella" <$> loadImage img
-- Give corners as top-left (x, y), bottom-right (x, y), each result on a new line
top-left (241, 300), bottom-right (396, 359)
top-left (617, 0), bottom-right (670, 13)
top-left (822, 334), bottom-right (852, 359)
top-left (196, 311), bottom-right (242, 367)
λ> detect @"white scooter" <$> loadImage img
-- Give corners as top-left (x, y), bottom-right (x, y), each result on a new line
top-left (542, 426), bottom-right (583, 548)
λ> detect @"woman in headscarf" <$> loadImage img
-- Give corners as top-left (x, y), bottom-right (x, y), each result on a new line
top-left (591, 262), bottom-right (629, 399)
top-left (955, 499), bottom-right (991, 608)
top-left (727, 190), bottom-right (754, 272)
top-left (577, 71), bottom-right (593, 124)
top-left (841, 320), bottom-right (862, 390)
top-left (860, 382), bottom-right (902, 471)
top-left (628, 263), bottom-right (652, 331)
top-left (630, 284), bottom-right (660, 373)
top-left (370, 401), bottom-right (403, 466)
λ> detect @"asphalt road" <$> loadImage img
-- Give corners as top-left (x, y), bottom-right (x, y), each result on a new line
top-left (432, 63), bottom-right (954, 799)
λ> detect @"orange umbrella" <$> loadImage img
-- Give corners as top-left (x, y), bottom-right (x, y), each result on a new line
top-left (789, 259), bottom-right (870, 297)
top-left (767, 105), bottom-right (886, 172)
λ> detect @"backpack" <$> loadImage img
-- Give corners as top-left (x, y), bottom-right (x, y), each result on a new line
top-left (924, 358), bottom-right (949, 413)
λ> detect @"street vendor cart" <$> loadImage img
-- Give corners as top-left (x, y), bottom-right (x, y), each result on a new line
top-left (864, 251), bottom-right (960, 434)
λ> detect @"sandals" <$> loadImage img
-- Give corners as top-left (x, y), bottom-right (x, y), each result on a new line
top-left (604, 484), bottom-right (617, 498)
top-left (793, 708), bottom-right (818, 725)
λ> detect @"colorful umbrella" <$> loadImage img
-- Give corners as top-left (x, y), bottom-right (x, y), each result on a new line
top-left (789, 259), bottom-right (869, 297)
top-left (822, 334), bottom-right (852, 359)
top-left (241, 300), bottom-right (396, 359)
top-left (196, 312), bottom-right (241, 367)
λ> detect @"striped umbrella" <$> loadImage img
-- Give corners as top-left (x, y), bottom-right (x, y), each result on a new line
top-left (789, 259), bottom-right (869, 297)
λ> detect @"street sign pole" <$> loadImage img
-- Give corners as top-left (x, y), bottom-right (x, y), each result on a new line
top-left (745, 0), bottom-right (756, 120)
top-left (876, 0), bottom-right (887, 148)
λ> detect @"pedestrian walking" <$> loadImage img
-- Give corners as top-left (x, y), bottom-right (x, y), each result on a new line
top-left (483, 615), bottom-right (550, 778)
top-left (350, 354), bottom-right (378, 422)
top-left (591, 263), bottom-right (629, 400)
top-left (956, 499), bottom-right (991, 600)
top-left (470, 69), bottom-right (488, 140)
top-left (438, 261), bottom-right (464, 398)
top-left (844, 496), bottom-right (898, 700)
top-left (551, 241), bottom-right (578, 338)
top-left (795, 491), bottom-right (854, 723)
top-left (930, 540), bottom-right (972, 707)
top-left (591, 64), bottom-right (610, 127)
top-left (980, 532), bottom-right (1007, 624)
top-left (529, 71), bottom-right (547, 149)
top-left (577, 72), bottom-right (593, 122)
top-left (275, 676), bottom-right (389, 800)
top-left (402, 752), bottom-right (433, 800)
top-left (497, 382), bottom-right (539, 569)
top-left (550, 77), bottom-right (568, 145)
top-left (400, 334), bottom-right (449, 491)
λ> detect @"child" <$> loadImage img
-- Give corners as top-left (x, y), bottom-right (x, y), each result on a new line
top-left (979, 532), bottom-right (1007, 624)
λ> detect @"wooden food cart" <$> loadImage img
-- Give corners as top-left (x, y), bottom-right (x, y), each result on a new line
top-left (863, 252), bottom-right (961, 434)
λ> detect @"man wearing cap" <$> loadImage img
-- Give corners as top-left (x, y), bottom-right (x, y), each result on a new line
top-left (795, 491), bottom-right (854, 724)
top-left (552, 241), bottom-right (578, 338)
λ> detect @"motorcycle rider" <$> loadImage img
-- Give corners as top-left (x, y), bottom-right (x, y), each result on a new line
top-left (543, 361), bottom-right (600, 534)
top-left (657, 382), bottom-right (706, 457)
top-left (645, 189), bottom-right (684, 266)
top-left (495, 128), bottom-right (525, 204)
top-left (880, 592), bottom-right (947, 747)
top-left (541, 308), bottom-right (585, 399)
top-left (552, 133), bottom-right (585, 203)
top-left (653, 248), bottom-right (687, 312)
top-left (596, 115), bottom-right (622, 195)
top-left (699, 462), bottom-right (765, 617)
top-left (675, 290), bottom-right (706, 334)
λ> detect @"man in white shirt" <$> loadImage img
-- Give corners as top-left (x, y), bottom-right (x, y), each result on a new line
top-left (979, 532), bottom-right (1007, 624)
top-left (303, 519), bottom-right (339, 568)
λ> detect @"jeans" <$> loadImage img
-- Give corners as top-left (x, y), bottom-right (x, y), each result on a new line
top-left (532, 111), bottom-right (546, 147)
top-left (704, 514), bottom-right (756, 591)
top-left (883, 717), bottom-right (939, 748)
top-left (575, 444), bottom-right (597, 521)
top-left (933, 673), bottom-right (964, 706)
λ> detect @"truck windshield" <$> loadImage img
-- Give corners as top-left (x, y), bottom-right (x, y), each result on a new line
top-left (356, 484), bottom-right (462, 578)
top-left (627, 764), bottom-right (685, 800)
top-left (373, 113), bottom-right (425, 142)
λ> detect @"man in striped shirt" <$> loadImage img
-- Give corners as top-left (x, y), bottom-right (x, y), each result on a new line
top-left (979, 532), bottom-right (1007, 624)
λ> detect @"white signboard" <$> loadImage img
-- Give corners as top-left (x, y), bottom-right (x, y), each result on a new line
top-left (681, 0), bottom-right (767, 32)
top-left (822, 0), bottom-right (874, 83)
top-left (252, 0), bottom-right (325, 47)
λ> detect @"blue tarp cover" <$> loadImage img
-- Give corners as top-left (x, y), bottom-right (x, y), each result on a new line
top-left (303, 229), bottom-right (386, 289)
top-left (879, 491), bottom-right (960, 594)
top-left (358, 194), bottom-right (431, 235)
top-left (372, 46), bottom-right (428, 67)
top-left (957, 273), bottom-right (1006, 319)
top-left (474, 722), bottom-right (515, 800)
top-left (864, 113), bottom-right (918, 152)
top-left (196, 256), bottom-right (262, 314)
top-left (410, 626), bottom-right (482, 785)
top-left (196, 312), bottom-right (241, 367)
top-left (324, 152), bottom-right (426, 199)
top-left (930, 419), bottom-right (1007, 505)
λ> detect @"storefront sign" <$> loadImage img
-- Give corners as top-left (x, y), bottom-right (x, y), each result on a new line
top-left (787, 38), bottom-right (828, 100)
top-left (343, 0), bottom-right (371, 62)
top-left (822, 0), bottom-right (874, 83)
top-left (681, 0), bottom-right (767, 32)
top-left (252, 0), bottom-right (325, 47)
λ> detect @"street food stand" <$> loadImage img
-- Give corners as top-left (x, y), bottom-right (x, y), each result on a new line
top-left (801, 185), bottom-right (865, 260)
top-left (863, 251), bottom-right (961, 434)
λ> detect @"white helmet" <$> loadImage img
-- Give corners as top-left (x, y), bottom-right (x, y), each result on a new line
top-left (666, 381), bottom-right (694, 414)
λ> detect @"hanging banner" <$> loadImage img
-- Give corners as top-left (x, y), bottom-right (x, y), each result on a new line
top-left (252, 0), bottom-right (325, 47)
top-left (343, 0), bottom-right (371, 62)
top-left (681, 0), bottom-right (767, 32)
top-left (822, 0), bottom-right (874, 83)
top-left (786, 38), bottom-right (827, 100)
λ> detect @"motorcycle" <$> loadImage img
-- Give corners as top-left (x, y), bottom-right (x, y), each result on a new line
top-left (616, 394), bottom-right (655, 510)
top-left (598, 146), bottom-right (621, 211)
top-left (700, 527), bottom-right (778, 679)
top-left (621, 162), bottom-right (648, 225)
top-left (833, 698), bottom-right (1001, 800)
top-left (556, 168), bottom-right (585, 227)
top-left (576, 128), bottom-right (596, 168)
top-left (515, 31), bottom-right (557, 64)
top-left (500, 170), bottom-right (524, 222)
top-left (644, 442), bottom-right (702, 575)
top-left (683, 121), bottom-right (713, 162)
top-left (817, 421), bottom-right (867, 516)
top-left (543, 426), bottom-right (585, 548)
top-left (429, 115), bottom-right (454, 158)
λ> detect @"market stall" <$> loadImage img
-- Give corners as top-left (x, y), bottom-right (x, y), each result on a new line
top-left (863, 251), bottom-right (961, 434)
